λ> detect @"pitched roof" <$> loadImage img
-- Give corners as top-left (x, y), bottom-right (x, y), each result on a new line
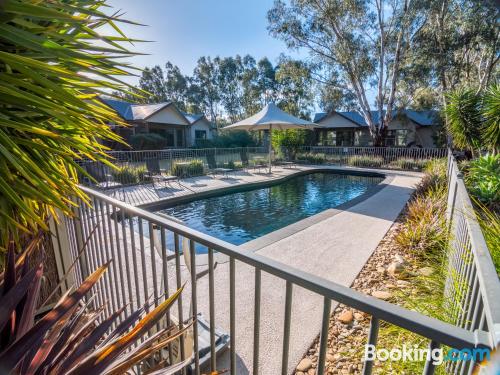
top-left (181, 112), bottom-right (204, 124)
top-left (101, 98), bottom-right (171, 121)
top-left (313, 109), bottom-right (438, 126)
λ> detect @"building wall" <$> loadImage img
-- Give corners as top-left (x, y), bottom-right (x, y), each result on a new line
top-left (317, 113), bottom-right (360, 128)
top-left (147, 106), bottom-right (190, 125)
top-left (188, 118), bottom-right (213, 146)
top-left (315, 114), bottom-right (440, 147)
top-left (415, 127), bottom-right (436, 148)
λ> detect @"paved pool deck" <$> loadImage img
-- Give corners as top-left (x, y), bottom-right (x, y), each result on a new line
top-left (98, 166), bottom-right (421, 374)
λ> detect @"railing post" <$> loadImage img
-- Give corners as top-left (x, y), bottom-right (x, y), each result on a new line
top-left (48, 210), bottom-right (77, 293)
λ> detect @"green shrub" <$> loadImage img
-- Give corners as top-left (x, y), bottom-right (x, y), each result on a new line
top-left (482, 85), bottom-right (500, 153)
top-left (129, 133), bottom-right (168, 150)
top-left (445, 85), bottom-right (500, 154)
top-left (209, 130), bottom-right (257, 147)
top-left (388, 158), bottom-right (429, 171)
top-left (347, 155), bottom-right (384, 168)
top-left (252, 158), bottom-right (267, 166)
top-left (296, 152), bottom-right (326, 164)
top-left (465, 154), bottom-right (500, 207)
top-left (475, 202), bottom-right (500, 275)
top-left (414, 158), bottom-right (447, 196)
top-left (172, 159), bottom-right (204, 177)
top-left (224, 160), bottom-right (243, 169)
top-left (271, 129), bottom-right (308, 160)
top-left (396, 187), bottom-right (447, 258)
top-left (135, 166), bottom-right (152, 183)
top-left (110, 166), bottom-right (139, 184)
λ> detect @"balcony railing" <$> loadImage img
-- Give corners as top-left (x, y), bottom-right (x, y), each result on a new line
top-left (52, 148), bottom-right (499, 374)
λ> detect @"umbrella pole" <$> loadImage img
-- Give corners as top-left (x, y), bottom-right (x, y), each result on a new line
top-left (268, 124), bottom-right (273, 174)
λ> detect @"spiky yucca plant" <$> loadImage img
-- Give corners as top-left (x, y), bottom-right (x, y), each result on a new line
top-left (0, 237), bottom-right (192, 375)
top-left (445, 88), bottom-right (483, 155)
top-left (482, 85), bottom-right (500, 153)
top-left (445, 85), bottom-right (500, 155)
top-left (0, 0), bottom-right (142, 251)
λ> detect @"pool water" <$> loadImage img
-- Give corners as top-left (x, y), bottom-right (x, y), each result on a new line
top-left (155, 172), bottom-right (382, 247)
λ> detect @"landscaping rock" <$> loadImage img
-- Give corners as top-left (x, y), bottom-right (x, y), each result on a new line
top-left (297, 358), bottom-right (313, 372)
top-left (353, 312), bottom-right (364, 321)
top-left (338, 310), bottom-right (354, 324)
top-left (394, 254), bottom-right (406, 264)
top-left (371, 290), bottom-right (392, 300)
top-left (387, 261), bottom-right (404, 277)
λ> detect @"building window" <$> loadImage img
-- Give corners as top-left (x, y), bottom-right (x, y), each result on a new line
top-left (335, 130), bottom-right (355, 146)
top-left (317, 130), bottom-right (335, 146)
top-left (195, 130), bottom-right (207, 140)
top-left (385, 130), bottom-right (408, 147)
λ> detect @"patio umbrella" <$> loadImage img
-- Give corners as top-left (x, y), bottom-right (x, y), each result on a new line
top-left (224, 102), bottom-right (319, 173)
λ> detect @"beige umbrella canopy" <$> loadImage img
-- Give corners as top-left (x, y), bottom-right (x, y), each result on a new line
top-left (224, 102), bottom-right (319, 173)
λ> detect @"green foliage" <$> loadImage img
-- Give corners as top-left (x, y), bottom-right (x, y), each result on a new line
top-left (346, 155), bottom-right (384, 168)
top-left (415, 158), bottom-right (448, 196)
top-left (376, 163), bottom-right (450, 374)
top-left (296, 152), bottom-right (325, 164)
top-left (110, 166), bottom-right (150, 185)
top-left (465, 154), bottom-right (500, 207)
top-left (388, 158), bottom-right (429, 171)
top-left (396, 187), bottom-right (447, 258)
top-left (475, 202), bottom-right (500, 275)
top-left (482, 85), bottom-right (500, 152)
top-left (445, 85), bottom-right (500, 153)
top-left (0, 0), bottom-right (138, 248)
top-left (210, 130), bottom-right (257, 148)
top-left (171, 160), bottom-right (204, 177)
top-left (445, 88), bottom-right (483, 153)
top-left (271, 129), bottom-right (307, 160)
top-left (0, 239), bottom-right (187, 374)
top-left (129, 133), bottom-right (167, 150)
top-left (110, 166), bottom-right (138, 185)
top-left (130, 55), bottom-right (314, 127)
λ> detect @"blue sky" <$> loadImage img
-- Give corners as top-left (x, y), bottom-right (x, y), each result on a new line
top-left (108, 0), bottom-right (304, 85)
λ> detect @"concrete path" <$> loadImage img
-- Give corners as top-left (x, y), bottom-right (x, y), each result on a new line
top-left (193, 170), bottom-right (420, 374)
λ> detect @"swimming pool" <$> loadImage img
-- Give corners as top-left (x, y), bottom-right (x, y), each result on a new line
top-left (154, 171), bottom-right (383, 248)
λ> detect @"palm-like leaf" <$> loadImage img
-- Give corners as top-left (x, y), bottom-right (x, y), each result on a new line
top-left (0, 237), bottom-right (194, 375)
top-left (482, 84), bottom-right (500, 153)
top-left (445, 88), bottom-right (482, 154)
top-left (0, 0), bottom-right (141, 251)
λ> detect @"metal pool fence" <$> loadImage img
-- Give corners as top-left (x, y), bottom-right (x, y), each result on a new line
top-left (77, 147), bottom-right (268, 188)
top-left (297, 146), bottom-right (447, 170)
top-left (443, 150), bottom-right (500, 372)
top-left (77, 146), bottom-right (446, 189)
top-left (50, 149), bottom-right (499, 374)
